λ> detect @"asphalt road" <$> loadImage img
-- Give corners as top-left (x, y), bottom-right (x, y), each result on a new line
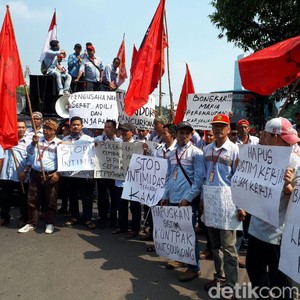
top-left (0, 203), bottom-right (252, 300)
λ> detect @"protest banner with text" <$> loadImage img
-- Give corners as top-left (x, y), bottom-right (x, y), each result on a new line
top-left (184, 92), bottom-right (232, 130)
top-left (279, 186), bottom-right (300, 284)
top-left (231, 145), bottom-right (291, 228)
top-left (203, 185), bottom-right (242, 230)
top-left (152, 206), bottom-right (197, 265)
top-left (94, 141), bottom-right (143, 180)
top-left (116, 90), bottom-right (155, 130)
top-left (122, 154), bottom-right (167, 206)
top-left (68, 91), bottom-right (119, 128)
top-left (57, 142), bottom-right (95, 172)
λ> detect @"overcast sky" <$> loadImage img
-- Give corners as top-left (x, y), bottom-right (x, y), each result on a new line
top-left (0, 0), bottom-right (245, 106)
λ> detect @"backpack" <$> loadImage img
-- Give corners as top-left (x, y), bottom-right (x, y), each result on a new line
top-left (40, 60), bottom-right (48, 75)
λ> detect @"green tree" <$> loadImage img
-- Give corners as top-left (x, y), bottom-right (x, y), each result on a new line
top-left (209, 0), bottom-right (300, 52)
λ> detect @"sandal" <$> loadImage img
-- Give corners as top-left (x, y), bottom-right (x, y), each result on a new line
top-left (146, 246), bottom-right (156, 253)
top-left (64, 219), bottom-right (79, 227)
top-left (85, 221), bottom-right (96, 230)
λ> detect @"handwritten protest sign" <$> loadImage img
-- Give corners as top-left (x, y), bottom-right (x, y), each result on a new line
top-left (203, 185), bottom-right (242, 230)
top-left (116, 90), bottom-right (155, 130)
top-left (152, 206), bottom-right (197, 265)
top-left (231, 145), bottom-right (291, 228)
top-left (94, 141), bottom-right (143, 180)
top-left (57, 142), bottom-right (95, 171)
top-left (68, 91), bottom-right (119, 128)
top-left (145, 141), bottom-right (161, 157)
top-left (122, 154), bottom-right (167, 206)
top-left (279, 186), bottom-right (300, 284)
top-left (184, 93), bottom-right (232, 130)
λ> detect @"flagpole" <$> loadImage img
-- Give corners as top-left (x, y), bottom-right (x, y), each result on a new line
top-left (6, 5), bottom-right (46, 181)
top-left (159, 18), bottom-right (163, 117)
top-left (164, 10), bottom-right (174, 123)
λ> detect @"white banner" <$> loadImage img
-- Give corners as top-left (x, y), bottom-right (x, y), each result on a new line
top-left (94, 141), bottom-right (143, 180)
top-left (152, 206), bottom-right (197, 266)
top-left (122, 154), bottom-right (167, 206)
top-left (231, 145), bottom-right (291, 228)
top-left (68, 91), bottom-right (119, 128)
top-left (57, 142), bottom-right (95, 171)
top-left (116, 90), bottom-right (155, 130)
top-left (184, 92), bottom-right (232, 130)
top-left (279, 186), bottom-right (300, 283)
top-left (203, 185), bottom-right (242, 230)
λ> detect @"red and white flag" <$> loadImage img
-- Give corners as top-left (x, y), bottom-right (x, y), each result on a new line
top-left (0, 6), bottom-right (25, 150)
top-left (40, 11), bottom-right (57, 62)
top-left (116, 36), bottom-right (128, 87)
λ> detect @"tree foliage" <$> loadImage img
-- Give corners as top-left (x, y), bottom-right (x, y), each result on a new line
top-left (209, 0), bottom-right (300, 52)
top-left (209, 0), bottom-right (300, 115)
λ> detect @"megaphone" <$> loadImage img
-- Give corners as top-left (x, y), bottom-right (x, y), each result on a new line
top-left (16, 94), bottom-right (26, 114)
top-left (55, 95), bottom-right (70, 118)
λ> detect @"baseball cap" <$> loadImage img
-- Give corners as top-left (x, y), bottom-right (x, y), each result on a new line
top-left (87, 45), bottom-right (95, 52)
top-left (211, 114), bottom-right (230, 125)
top-left (237, 119), bottom-right (250, 127)
top-left (176, 121), bottom-right (193, 132)
top-left (119, 123), bottom-right (135, 131)
top-left (265, 117), bottom-right (300, 145)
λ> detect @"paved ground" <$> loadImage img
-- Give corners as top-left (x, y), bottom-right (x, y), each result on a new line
top-left (0, 201), bottom-right (254, 300)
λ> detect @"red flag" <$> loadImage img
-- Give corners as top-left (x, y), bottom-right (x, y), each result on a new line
top-left (116, 37), bottom-right (128, 87)
top-left (130, 44), bottom-right (138, 75)
top-left (174, 64), bottom-right (195, 125)
top-left (124, 0), bottom-right (167, 116)
top-left (40, 11), bottom-right (57, 62)
top-left (0, 6), bottom-right (25, 150)
top-left (238, 35), bottom-right (300, 95)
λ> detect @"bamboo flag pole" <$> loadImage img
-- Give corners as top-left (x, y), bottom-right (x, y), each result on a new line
top-left (11, 148), bottom-right (25, 194)
top-left (164, 11), bottom-right (174, 123)
top-left (158, 11), bottom-right (164, 117)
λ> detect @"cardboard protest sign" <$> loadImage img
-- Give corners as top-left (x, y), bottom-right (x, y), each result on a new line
top-left (184, 92), bottom-right (232, 130)
top-left (122, 154), bottom-right (167, 206)
top-left (94, 141), bottom-right (143, 180)
top-left (152, 206), bottom-right (197, 265)
top-left (231, 145), bottom-right (291, 227)
top-left (116, 90), bottom-right (155, 130)
top-left (279, 186), bottom-right (300, 284)
top-left (57, 142), bottom-right (95, 171)
top-left (203, 185), bottom-right (242, 230)
top-left (68, 91), bottom-right (119, 128)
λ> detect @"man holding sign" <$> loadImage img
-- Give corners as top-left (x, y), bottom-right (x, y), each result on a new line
top-left (246, 117), bottom-right (300, 299)
top-left (202, 114), bottom-right (245, 298)
top-left (161, 121), bottom-right (204, 282)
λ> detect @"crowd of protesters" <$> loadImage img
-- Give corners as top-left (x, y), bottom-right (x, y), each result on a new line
top-left (1, 106), bottom-right (299, 299)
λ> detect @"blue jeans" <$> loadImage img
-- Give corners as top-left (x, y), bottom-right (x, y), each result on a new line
top-left (48, 69), bottom-right (71, 93)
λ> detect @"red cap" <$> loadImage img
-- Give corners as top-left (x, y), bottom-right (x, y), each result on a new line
top-left (87, 45), bottom-right (95, 52)
top-left (211, 114), bottom-right (230, 125)
top-left (237, 119), bottom-right (250, 127)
